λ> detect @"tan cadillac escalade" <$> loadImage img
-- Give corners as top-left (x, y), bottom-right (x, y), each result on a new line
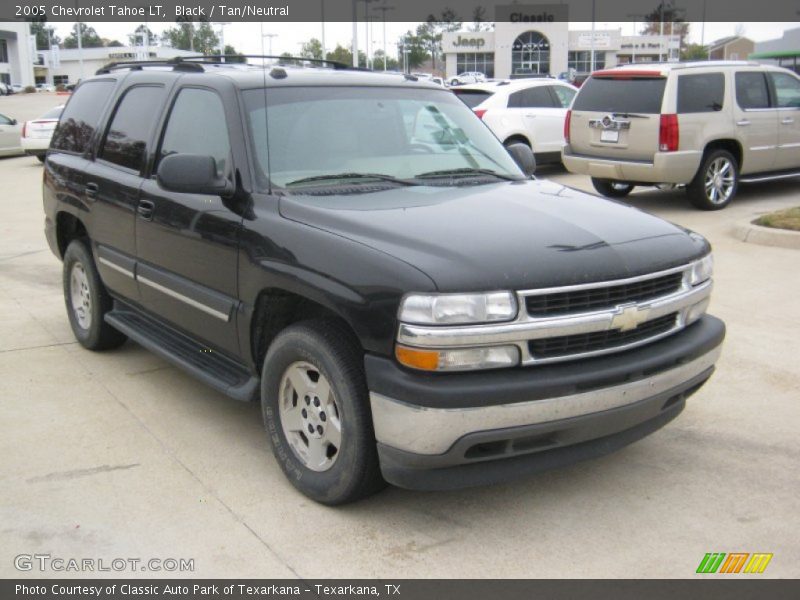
top-left (562, 61), bottom-right (800, 210)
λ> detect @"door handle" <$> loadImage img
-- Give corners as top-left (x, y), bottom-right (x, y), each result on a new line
top-left (137, 199), bottom-right (155, 220)
top-left (736, 120), bottom-right (750, 126)
top-left (782, 117), bottom-right (795, 124)
top-left (524, 114), bottom-right (537, 118)
top-left (85, 182), bottom-right (98, 199)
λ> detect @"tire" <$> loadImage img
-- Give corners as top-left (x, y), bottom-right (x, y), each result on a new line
top-left (450, 78), bottom-right (460, 86)
top-left (591, 178), bottom-right (635, 198)
top-left (62, 239), bottom-right (127, 351)
top-left (261, 320), bottom-right (386, 505)
top-left (686, 149), bottom-right (738, 210)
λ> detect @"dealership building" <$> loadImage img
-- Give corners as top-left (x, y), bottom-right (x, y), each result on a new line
top-left (443, 4), bottom-right (680, 80)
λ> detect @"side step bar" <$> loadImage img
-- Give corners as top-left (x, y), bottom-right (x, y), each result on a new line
top-left (740, 170), bottom-right (800, 184)
top-left (105, 307), bottom-right (259, 402)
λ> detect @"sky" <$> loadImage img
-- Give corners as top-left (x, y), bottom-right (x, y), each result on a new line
top-left (47, 21), bottom-right (798, 58)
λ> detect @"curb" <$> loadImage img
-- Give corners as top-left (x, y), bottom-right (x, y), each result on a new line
top-left (732, 219), bottom-right (800, 250)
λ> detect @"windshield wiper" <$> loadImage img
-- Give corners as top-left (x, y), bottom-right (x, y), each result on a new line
top-left (413, 168), bottom-right (519, 181)
top-left (285, 172), bottom-right (415, 187)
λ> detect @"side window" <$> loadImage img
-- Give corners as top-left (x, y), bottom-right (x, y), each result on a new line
top-left (551, 86), bottom-right (576, 108)
top-left (0, 114), bottom-right (11, 125)
top-left (159, 88), bottom-right (231, 177)
top-left (770, 73), bottom-right (800, 108)
top-left (51, 80), bottom-right (115, 153)
top-left (678, 73), bottom-right (725, 113)
top-left (735, 72), bottom-right (771, 110)
top-left (509, 86), bottom-right (556, 109)
top-left (99, 86), bottom-right (166, 171)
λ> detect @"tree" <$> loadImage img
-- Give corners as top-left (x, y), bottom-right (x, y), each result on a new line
top-left (372, 49), bottom-right (399, 71)
top-left (416, 10), bottom-right (462, 71)
top-left (397, 32), bottom-right (429, 72)
top-left (63, 23), bottom-right (104, 49)
top-left (470, 6), bottom-right (494, 32)
top-left (163, 20), bottom-right (219, 55)
top-left (28, 21), bottom-right (61, 50)
top-left (223, 45), bottom-right (246, 63)
top-left (300, 38), bottom-right (324, 60)
top-left (640, 2), bottom-right (689, 55)
top-left (322, 44), bottom-right (367, 68)
top-left (128, 24), bottom-right (156, 47)
top-left (193, 22), bottom-right (220, 55)
top-left (162, 22), bottom-right (195, 51)
top-left (104, 39), bottom-right (125, 48)
top-left (681, 43), bottom-right (708, 61)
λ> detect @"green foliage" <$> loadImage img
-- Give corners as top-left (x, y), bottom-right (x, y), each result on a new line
top-left (682, 43), bottom-right (708, 60)
top-left (63, 23), bottom-right (104, 49)
top-left (162, 20), bottom-right (219, 55)
top-left (28, 21), bottom-right (61, 50)
top-left (300, 38), bottom-right (324, 60)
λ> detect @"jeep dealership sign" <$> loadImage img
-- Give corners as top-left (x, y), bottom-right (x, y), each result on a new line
top-left (444, 32), bottom-right (494, 52)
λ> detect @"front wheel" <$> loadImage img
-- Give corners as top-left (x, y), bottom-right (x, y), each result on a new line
top-left (62, 239), bottom-right (127, 350)
top-left (686, 150), bottom-right (738, 210)
top-left (261, 320), bottom-right (386, 505)
top-left (591, 178), bottom-right (635, 198)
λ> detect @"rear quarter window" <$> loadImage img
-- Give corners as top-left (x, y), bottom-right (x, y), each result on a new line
top-left (51, 80), bottom-right (115, 154)
top-left (678, 73), bottom-right (725, 113)
top-left (452, 90), bottom-right (493, 109)
top-left (572, 77), bottom-right (666, 114)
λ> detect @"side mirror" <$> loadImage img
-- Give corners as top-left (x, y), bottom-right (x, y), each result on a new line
top-left (9, 118), bottom-right (17, 126)
top-left (506, 143), bottom-right (536, 177)
top-left (157, 154), bottom-right (234, 197)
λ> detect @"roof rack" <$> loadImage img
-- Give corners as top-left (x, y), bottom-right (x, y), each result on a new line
top-left (96, 54), bottom-right (351, 75)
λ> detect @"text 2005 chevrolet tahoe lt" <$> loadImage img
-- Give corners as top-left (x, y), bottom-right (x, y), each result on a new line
top-left (43, 59), bottom-right (725, 504)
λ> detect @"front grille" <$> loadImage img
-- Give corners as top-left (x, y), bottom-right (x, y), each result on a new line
top-left (529, 313), bottom-right (678, 359)
top-left (525, 272), bottom-right (684, 317)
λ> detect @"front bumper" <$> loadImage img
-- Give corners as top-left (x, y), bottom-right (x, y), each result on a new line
top-left (562, 147), bottom-right (702, 184)
top-left (366, 315), bottom-right (724, 490)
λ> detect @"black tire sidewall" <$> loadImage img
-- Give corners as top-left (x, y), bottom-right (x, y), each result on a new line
top-left (62, 239), bottom-right (121, 350)
top-left (592, 178), bottom-right (634, 198)
top-left (261, 322), bottom-right (380, 504)
top-left (688, 150), bottom-right (738, 210)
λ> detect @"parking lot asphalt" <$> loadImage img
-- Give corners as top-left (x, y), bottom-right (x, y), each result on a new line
top-left (1, 92), bottom-right (798, 579)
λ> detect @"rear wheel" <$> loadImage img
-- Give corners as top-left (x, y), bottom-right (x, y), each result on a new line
top-left (62, 239), bottom-right (127, 350)
top-left (261, 320), bottom-right (386, 505)
top-left (686, 149), bottom-right (738, 210)
top-left (591, 178), bottom-right (635, 198)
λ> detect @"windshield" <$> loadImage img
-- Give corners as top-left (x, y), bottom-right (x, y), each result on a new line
top-left (243, 86), bottom-right (523, 190)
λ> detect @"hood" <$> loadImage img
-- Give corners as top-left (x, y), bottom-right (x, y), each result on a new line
top-left (279, 179), bottom-right (709, 292)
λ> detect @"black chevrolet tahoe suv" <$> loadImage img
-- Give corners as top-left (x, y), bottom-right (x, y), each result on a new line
top-left (43, 57), bottom-right (725, 504)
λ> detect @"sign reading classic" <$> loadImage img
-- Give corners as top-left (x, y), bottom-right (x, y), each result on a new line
top-left (495, 4), bottom-right (569, 23)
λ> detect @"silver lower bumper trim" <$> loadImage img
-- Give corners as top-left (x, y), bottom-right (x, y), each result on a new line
top-left (370, 346), bottom-right (721, 455)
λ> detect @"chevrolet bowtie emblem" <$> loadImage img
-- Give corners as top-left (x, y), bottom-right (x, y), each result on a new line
top-left (611, 304), bottom-right (650, 332)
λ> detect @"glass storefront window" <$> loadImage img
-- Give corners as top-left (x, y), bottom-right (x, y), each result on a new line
top-left (567, 51), bottom-right (606, 72)
top-left (511, 32), bottom-right (551, 76)
top-left (456, 53), bottom-right (494, 78)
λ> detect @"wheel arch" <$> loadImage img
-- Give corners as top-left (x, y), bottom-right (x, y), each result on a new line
top-left (703, 139), bottom-right (743, 170)
top-left (55, 211), bottom-right (88, 259)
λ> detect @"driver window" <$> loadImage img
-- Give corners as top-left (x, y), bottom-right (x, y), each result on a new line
top-left (159, 88), bottom-right (231, 177)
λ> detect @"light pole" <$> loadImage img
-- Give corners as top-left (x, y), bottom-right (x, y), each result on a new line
top-left (352, 0), bottom-right (358, 67)
top-left (372, 3), bottom-right (394, 71)
top-left (320, 0), bottom-right (326, 59)
top-left (217, 22), bottom-right (231, 61)
top-left (262, 33), bottom-right (278, 57)
top-left (590, 0), bottom-right (596, 72)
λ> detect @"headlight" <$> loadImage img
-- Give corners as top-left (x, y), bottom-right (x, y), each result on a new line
top-left (688, 254), bottom-right (713, 286)
top-left (398, 292), bottom-right (518, 325)
top-left (395, 344), bottom-right (520, 372)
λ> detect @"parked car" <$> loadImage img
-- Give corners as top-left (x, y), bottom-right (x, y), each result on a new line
top-left (0, 112), bottom-right (23, 156)
top-left (453, 79), bottom-right (578, 163)
top-left (44, 59), bottom-right (724, 504)
top-left (36, 83), bottom-right (56, 93)
top-left (10, 84), bottom-right (23, 94)
top-left (563, 61), bottom-right (800, 209)
top-left (21, 105), bottom-right (64, 162)
top-left (0, 82), bottom-right (11, 95)
top-left (449, 71), bottom-right (485, 86)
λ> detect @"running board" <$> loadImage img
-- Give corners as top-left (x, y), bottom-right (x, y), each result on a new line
top-left (740, 170), bottom-right (800, 183)
top-left (105, 308), bottom-right (259, 402)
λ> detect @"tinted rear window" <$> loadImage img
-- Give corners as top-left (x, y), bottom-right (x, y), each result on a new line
top-left (573, 77), bottom-right (666, 114)
top-left (508, 86), bottom-right (555, 108)
top-left (678, 73), bottom-right (725, 113)
top-left (99, 86), bottom-right (166, 172)
top-left (452, 90), bottom-right (493, 109)
top-left (51, 80), bottom-right (115, 153)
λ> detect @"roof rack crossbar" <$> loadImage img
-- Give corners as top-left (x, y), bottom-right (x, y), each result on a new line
top-left (96, 54), bottom-right (353, 76)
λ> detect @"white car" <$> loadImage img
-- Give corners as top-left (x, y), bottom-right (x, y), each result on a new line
top-left (453, 79), bottom-right (577, 163)
top-left (20, 105), bottom-right (63, 162)
top-left (36, 84), bottom-right (56, 93)
top-left (0, 112), bottom-right (23, 156)
top-left (10, 84), bottom-right (24, 94)
top-left (449, 71), bottom-right (485, 86)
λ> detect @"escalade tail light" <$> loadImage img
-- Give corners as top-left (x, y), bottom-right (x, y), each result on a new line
top-left (21, 122), bottom-right (27, 138)
top-left (473, 109), bottom-right (487, 120)
top-left (659, 114), bottom-right (679, 152)
top-left (564, 109), bottom-right (572, 143)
